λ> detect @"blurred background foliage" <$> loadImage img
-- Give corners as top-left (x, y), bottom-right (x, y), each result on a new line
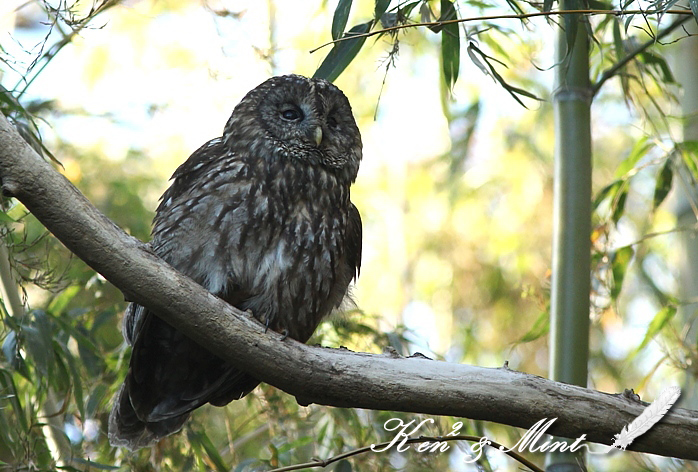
top-left (0, 0), bottom-right (697, 470)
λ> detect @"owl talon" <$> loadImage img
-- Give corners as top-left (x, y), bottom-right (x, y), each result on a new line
top-left (279, 329), bottom-right (289, 341)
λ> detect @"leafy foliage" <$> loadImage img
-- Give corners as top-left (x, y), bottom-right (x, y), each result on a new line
top-left (1, 0), bottom-right (697, 471)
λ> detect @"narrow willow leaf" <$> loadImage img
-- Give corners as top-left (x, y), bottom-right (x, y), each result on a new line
top-left (634, 305), bottom-right (677, 354)
top-left (593, 180), bottom-right (621, 211)
top-left (375, 0), bottom-right (391, 19)
top-left (0, 369), bottom-right (28, 432)
top-left (517, 310), bottom-right (550, 343)
top-left (187, 430), bottom-right (228, 472)
top-left (680, 141), bottom-right (698, 179)
top-left (313, 21), bottom-right (372, 82)
top-left (0, 211), bottom-right (14, 224)
top-left (430, 0), bottom-right (457, 33)
top-left (639, 51), bottom-right (675, 83)
top-left (612, 18), bottom-right (623, 62)
top-left (652, 159), bottom-right (673, 210)
top-left (62, 341), bottom-right (85, 419)
top-left (47, 285), bottom-right (80, 315)
top-left (467, 42), bottom-right (489, 76)
top-left (441, 0), bottom-right (460, 90)
top-left (658, 0), bottom-right (682, 14)
top-left (331, 0), bottom-right (353, 40)
top-left (614, 137), bottom-right (653, 178)
top-left (611, 245), bottom-right (634, 299)
top-left (593, 179), bottom-right (629, 223)
top-left (2, 331), bottom-right (19, 369)
top-left (612, 185), bottom-right (628, 224)
top-left (420, 1), bottom-right (433, 23)
top-left (467, 43), bottom-right (540, 107)
top-left (504, 0), bottom-right (525, 15)
top-left (400, 1), bottom-right (421, 19)
top-left (199, 431), bottom-right (229, 472)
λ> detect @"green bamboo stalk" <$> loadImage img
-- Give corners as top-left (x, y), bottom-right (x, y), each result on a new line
top-left (546, 0), bottom-right (592, 469)
top-left (674, 23), bottom-right (698, 410)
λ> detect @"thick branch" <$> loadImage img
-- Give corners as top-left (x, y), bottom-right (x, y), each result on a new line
top-left (0, 114), bottom-right (697, 460)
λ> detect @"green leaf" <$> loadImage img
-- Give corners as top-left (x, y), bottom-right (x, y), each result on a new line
top-left (516, 310), bottom-right (550, 343)
top-left (441, 0), bottom-right (460, 90)
top-left (0, 369), bottom-right (28, 432)
top-left (614, 136), bottom-right (654, 178)
top-left (657, 0), bottom-right (682, 14)
top-left (313, 21), bottom-right (372, 83)
top-left (611, 185), bottom-right (628, 224)
top-left (466, 43), bottom-right (540, 107)
top-left (375, 0), bottom-right (391, 19)
top-left (639, 51), bottom-right (675, 84)
top-left (611, 245), bottom-right (634, 299)
top-left (612, 18), bottom-right (623, 62)
top-left (652, 159), bottom-right (673, 210)
top-left (593, 180), bottom-right (620, 210)
top-left (634, 305), bottom-right (677, 355)
top-left (332, 0), bottom-right (353, 40)
top-left (680, 141), bottom-right (698, 179)
top-left (0, 211), bottom-right (15, 224)
top-left (47, 285), bottom-right (80, 315)
top-left (504, 0), bottom-right (525, 15)
top-left (592, 179), bottom-right (629, 223)
top-left (400, 1), bottom-right (421, 19)
top-left (189, 430), bottom-right (228, 472)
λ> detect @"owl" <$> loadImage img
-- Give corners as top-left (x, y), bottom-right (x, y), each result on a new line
top-left (108, 75), bottom-right (363, 450)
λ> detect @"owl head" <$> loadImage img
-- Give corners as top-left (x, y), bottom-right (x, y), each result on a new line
top-left (223, 75), bottom-right (362, 184)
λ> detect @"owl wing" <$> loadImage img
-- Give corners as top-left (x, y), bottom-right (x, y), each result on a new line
top-left (110, 137), bottom-right (259, 449)
top-left (347, 202), bottom-right (362, 281)
top-left (154, 137), bottom-right (227, 219)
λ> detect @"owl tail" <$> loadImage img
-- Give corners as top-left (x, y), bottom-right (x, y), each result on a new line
top-left (108, 384), bottom-right (189, 450)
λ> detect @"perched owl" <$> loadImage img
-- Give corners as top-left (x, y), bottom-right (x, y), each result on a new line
top-left (108, 75), bottom-right (362, 450)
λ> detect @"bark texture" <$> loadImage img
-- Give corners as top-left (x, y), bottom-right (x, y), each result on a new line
top-left (0, 114), bottom-right (696, 460)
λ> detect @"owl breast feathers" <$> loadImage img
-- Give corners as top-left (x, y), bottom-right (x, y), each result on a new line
top-left (109, 74), bottom-right (363, 450)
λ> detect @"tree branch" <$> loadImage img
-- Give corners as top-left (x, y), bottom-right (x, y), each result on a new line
top-left (592, 15), bottom-right (692, 96)
top-left (0, 113), bottom-right (697, 460)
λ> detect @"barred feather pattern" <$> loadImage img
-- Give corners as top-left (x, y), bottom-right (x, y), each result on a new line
top-left (612, 386), bottom-right (681, 450)
top-left (108, 75), bottom-right (363, 450)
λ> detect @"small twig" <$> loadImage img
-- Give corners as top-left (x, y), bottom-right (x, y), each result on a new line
top-left (308, 9), bottom-right (694, 53)
top-left (266, 435), bottom-right (544, 472)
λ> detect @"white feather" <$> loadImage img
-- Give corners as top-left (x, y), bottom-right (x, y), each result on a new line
top-left (611, 386), bottom-right (681, 450)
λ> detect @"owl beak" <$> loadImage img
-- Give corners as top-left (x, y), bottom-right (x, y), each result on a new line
top-left (314, 126), bottom-right (323, 146)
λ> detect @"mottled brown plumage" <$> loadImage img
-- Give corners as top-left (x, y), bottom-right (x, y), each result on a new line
top-left (109, 75), bottom-right (362, 449)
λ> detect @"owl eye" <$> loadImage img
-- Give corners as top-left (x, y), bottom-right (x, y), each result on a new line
top-left (327, 116), bottom-right (339, 129)
top-left (280, 107), bottom-right (303, 121)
